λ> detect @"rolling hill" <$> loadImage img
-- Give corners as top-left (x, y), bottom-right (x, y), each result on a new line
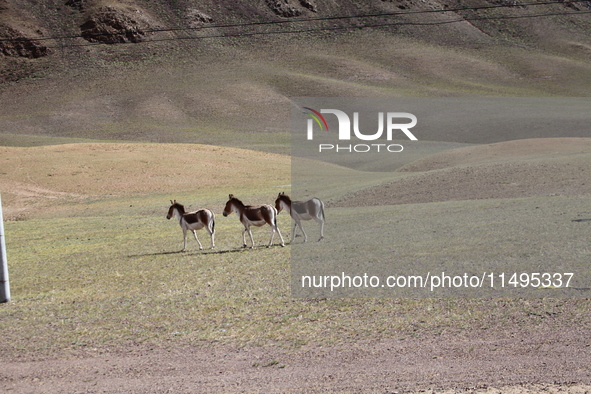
top-left (1, 0), bottom-right (591, 149)
top-left (0, 142), bottom-right (290, 219)
top-left (333, 137), bottom-right (591, 207)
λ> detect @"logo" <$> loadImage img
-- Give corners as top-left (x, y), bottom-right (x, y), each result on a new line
top-left (303, 107), bottom-right (329, 132)
top-left (303, 108), bottom-right (418, 153)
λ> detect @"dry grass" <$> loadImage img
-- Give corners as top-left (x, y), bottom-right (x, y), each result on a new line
top-left (400, 138), bottom-right (591, 172)
top-left (1, 139), bottom-right (590, 361)
top-left (0, 142), bottom-right (290, 219)
top-left (334, 138), bottom-right (591, 208)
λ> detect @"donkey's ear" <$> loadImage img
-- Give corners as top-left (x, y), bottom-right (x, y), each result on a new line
top-left (170, 200), bottom-right (173, 204)
top-left (229, 194), bottom-right (233, 199)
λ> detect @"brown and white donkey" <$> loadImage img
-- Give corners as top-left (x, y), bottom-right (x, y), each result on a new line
top-left (167, 200), bottom-right (215, 251)
top-left (223, 194), bottom-right (284, 248)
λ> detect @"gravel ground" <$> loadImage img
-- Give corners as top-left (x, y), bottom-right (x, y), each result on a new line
top-left (2, 326), bottom-right (591, 393)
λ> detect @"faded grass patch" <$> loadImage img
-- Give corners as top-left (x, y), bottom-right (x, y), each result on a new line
top-left (1, 140), bottom-right (591, 361)
top-left (1, 193), bottom-right (590, 360)
top-left (0, 142), bottom-right (290, 219)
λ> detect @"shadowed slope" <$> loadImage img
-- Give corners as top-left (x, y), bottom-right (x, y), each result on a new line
top-left (333, 138), bottom-right (591, 207)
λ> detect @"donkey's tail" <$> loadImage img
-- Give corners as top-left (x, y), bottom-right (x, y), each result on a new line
top-left (210, 211), bottom-right (216, 233)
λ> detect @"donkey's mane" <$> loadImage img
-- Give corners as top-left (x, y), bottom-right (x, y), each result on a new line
top-left (229, 196), bottom-right (246, 207)
top-left (171, 201), bottom-right (186, 214)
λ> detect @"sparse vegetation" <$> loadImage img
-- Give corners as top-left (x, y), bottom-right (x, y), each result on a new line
top-left (1, 0), bottom-right (591, 391)
top-left (0, 139), bottom-right (590, 361)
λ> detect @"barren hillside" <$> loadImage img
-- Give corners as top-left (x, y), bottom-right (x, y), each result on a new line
top-left (333, 138), bottom-right (591, 207)
top-left (1, 0), bottom-right (591, 148)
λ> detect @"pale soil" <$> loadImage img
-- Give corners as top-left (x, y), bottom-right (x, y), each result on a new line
top-left (2, 327), bottom-right (591, 393)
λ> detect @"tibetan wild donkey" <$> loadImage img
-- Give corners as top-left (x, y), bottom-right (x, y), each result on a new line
top-left (275, 192), bottom-right (325, 243)
top-left (166, 200), bottom-right (215, 251)
top-left (223, 194), bottom-right (285, 248)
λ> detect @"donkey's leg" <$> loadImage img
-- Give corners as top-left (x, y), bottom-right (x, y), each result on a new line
top-left (181, 228), bottom-right (188, 252)
top-left (291, 221), bottom-right (298, 243)
top-left (268, 225), bottom-right (275, 247)
top-left (242, 228), bottom-right (248, 248)
top-left (296, 219), bottom-right (308, 243)
top-left (315, 216), bottom-right (325, 241)
top-left (270, 223), bottom-right (285, 247)
top-left (247, 227), bottom-right (256, 249)
top-left (208, 225), bottom-right (215, 249)
top-left (277, 225), bottom-right (285, 247)
top-left (192, 230), bottom-right (203, 250)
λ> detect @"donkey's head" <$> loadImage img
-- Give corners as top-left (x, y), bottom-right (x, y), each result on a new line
top-left (275, 192), bottom-right (290, 213)
top-left (167, 200), bottom-right (185, 220)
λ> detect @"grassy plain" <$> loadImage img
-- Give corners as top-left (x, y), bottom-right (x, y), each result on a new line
top-left (4, 206), bottom-right (589, 358)
top-left (1, 140), bottom-right (590, 361)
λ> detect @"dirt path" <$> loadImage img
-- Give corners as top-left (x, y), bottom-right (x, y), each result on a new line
top-left (2, 327), bottom-right (590, 393)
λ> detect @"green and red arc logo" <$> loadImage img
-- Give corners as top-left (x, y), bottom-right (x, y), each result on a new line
top-left (303, 107), bottom-right (329, 131)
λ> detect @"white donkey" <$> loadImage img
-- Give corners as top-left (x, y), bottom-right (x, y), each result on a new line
top-left (275, 192), bottom-right (325, 243)
top-left (166, 200), bottom-right (215, 251)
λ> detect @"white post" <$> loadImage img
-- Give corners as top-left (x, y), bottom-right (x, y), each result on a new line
top-left (0, 193), bottom-right (10, 303)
